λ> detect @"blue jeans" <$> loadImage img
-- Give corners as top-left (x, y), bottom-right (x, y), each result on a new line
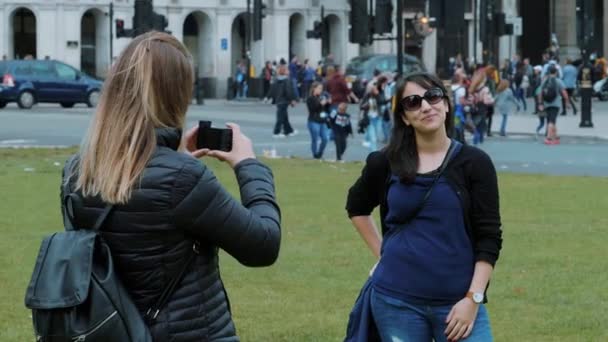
top-left (371, 289), bottom-right (493, 342)
top-left (307, 120), bottom-right (328, 158)
top-left (365, 116), bottom-right (383, 151)
top-left (515, 88), bottom-right (526, 111)
top-left (500, 114), bottom-right (508, 136)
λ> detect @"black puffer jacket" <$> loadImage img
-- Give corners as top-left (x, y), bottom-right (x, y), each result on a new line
top-left (60, 128), bottom-right (281, 341)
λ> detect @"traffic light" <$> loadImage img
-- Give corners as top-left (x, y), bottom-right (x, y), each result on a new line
top-left (133, 0), bottom-right (170, 36)
top-left (253, 0), bottom-right (267, 41)
top-left (374, 0), bottom-right (394, 34)
top-left (493, 12), bottom-right (513, 36)
top-left (479, 0), bottom-right (495, 45)
top-left (152, 12), bottom-right (169, 33)
top-left (349, 0), bottom-right (369, 44)
top-left (307, 20), bottom-right (323, 39)
top-left (115, 19), bottom-right (127, 38)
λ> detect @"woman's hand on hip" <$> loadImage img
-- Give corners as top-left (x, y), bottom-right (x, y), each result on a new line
top-left (444, 298), bottom-right (479, 341)
top-left (198, 123), bottom-right (256, 168)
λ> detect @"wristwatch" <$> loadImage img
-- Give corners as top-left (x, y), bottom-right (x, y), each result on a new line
top-left (466, 291), bottom-right (484, 304)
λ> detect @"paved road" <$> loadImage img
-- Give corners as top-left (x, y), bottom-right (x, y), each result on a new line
top-left (1, 100), bottom-right (606, 177)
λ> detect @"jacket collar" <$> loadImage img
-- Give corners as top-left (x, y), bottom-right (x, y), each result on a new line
top-left (155, 127), bottom-right (182, 151)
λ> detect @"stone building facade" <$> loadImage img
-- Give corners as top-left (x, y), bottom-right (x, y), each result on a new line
top-left (8, 0), bottom-right (592, 98)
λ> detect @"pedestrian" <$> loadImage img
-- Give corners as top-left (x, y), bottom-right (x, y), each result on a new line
top-left (306, 81), bottom-right (330, 159)
top-left (513, 62), bottom-right (528, 112)
top-left (468, 69), bottom-right (494, 145)
top-left (561, 58), bottom-right (578, 115)
top-left (484, 65), bottom-right (498, 137)
top-left (267, 64), bottom-right (298, 138)
top-left (345, 71), bottom-right (502, 342)
top-left (494, 79), bottom-right (520, 136)
top-left (537, 65), bottom-right (569, 145)
top-left (234, 60), bottom-right (246, 99)
top-left (262, 60), bottom-right (274, 101)
top-left (60, 31), bottom-right (281, 341)
top-left (302, 59), bottom-right (316, 100)
top-left (360, 79), bottom-right (389, 151)
top-left (330, 102), bottom-right (353, 161)
top-left (451, 72), bottom-right (468, 143)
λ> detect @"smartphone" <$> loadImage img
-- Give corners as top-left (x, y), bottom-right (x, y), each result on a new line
top-left (196, 121), bottom-right (233, 152)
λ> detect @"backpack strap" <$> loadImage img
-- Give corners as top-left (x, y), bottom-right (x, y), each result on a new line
top-left (144, 243), bottom-right (199, 323)
top-left (382, 140), bottom-right (460, 242)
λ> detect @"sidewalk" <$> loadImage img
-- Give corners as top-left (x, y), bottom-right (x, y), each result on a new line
top-left (201, 97), bottom-right (608, 140)
top-left (491, 98), bottom-right (608, 140)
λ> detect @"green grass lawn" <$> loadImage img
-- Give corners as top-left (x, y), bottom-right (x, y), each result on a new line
top-left (1, 148), bottom-right (607, 341)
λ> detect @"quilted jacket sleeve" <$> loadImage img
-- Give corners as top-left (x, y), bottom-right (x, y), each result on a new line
top-left (174, 158), bottom-right (281, 267)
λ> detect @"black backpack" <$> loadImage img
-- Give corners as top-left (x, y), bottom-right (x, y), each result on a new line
top-left (541, 77), bottom-right (558, 102)
top-left (24, 195), bottom-right (196, 341)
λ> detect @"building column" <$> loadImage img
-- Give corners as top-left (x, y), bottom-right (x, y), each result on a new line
top-left (216, 9), bottom-right (233, 97)
top-left (0, 7), bottom-right (6, 59)
top-left (168, 7), bottom-right (183, 43)
top-left (604, 0), bottom-right (608, 58)
top-left (38, 5), bottom-right (59, 61)
top-left (271, 11), bottom-right (290, 63)
top-left (424, 30), bottom-right (437, 74)
top-left (555, 0), bottom-right (579, 61)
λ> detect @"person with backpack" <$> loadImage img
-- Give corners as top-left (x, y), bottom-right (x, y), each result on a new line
top-left (26, 32), bottom-right (282, 341)
top-left (537, 65), bottom-right (569, 145)
top-left (267, 64), bottom-right (298, 137)
top-left (345, 72), bottom-right (502, 342)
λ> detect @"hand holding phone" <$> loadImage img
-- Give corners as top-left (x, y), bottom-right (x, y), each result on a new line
top-left (196, 121), bottom-right (233, 152)
top-left (185, 122), bottom-right (255, 168)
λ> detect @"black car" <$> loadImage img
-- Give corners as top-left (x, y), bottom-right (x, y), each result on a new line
top-left (345, 54), bottom-right (426, 98)
top-left (0, 59), bottom-right (103, 109)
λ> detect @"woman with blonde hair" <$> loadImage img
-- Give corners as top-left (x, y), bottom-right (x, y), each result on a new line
top-left (468, 69), bottom-right (495, 145)
top-left (61, 31), bottom-right (281, 341)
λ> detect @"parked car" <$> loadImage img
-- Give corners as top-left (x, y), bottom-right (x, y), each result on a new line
top-left (345, 53), bottom-right (426, 98)
top-left (0, 59), bottom-right (102, 109)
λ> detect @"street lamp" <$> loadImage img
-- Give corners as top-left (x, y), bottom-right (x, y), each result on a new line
top-left (577, 0), bottom-right (594, 128)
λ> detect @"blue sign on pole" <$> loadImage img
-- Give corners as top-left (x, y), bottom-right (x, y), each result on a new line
top-left (220, 38), bottom-right (228, 51)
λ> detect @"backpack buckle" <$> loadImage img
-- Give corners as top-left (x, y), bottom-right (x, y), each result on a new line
top-left (192, 241), bottom-right (201, 254)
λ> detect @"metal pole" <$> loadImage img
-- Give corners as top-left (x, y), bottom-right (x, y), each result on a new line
top-left (396, 0), bottom-right (403, 75)
top-left (246, 0), bottom-right (251, 98)
top-left (109, 2), bottom-right (113, 65)
top-left (579, 0), bottom-right (594, 127)
top-left (473, 0), bottom-right (477, 66)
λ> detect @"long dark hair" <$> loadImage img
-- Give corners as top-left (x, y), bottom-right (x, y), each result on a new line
top-left (384, 72), bottom-right (454, 183)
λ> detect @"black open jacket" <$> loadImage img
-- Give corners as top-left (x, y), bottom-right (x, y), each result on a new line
top-left (60, 128), bottom-right (281, 341)
top-left (346, 145), bottom-right (503, 268)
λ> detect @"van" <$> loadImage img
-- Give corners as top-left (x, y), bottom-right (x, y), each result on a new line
top-left (0, 59), bottom-right (102, 109)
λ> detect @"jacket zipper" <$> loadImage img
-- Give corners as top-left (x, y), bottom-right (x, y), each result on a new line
top-left (71, 311), bottom-right (117, 341)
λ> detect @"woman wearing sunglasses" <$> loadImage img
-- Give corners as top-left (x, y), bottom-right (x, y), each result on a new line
top-left (346, 72), bottom-right (502, 341)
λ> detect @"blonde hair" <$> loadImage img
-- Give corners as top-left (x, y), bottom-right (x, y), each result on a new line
top-left (76, 31), bottom-right (194, 204)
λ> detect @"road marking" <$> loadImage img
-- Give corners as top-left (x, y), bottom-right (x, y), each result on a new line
top-left (0, 139), bottom-right (37, 145)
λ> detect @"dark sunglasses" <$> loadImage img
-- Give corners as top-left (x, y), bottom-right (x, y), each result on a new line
top-left (400, 88), bottom-right (446, 111)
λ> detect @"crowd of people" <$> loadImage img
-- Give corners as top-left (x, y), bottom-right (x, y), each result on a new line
top-left (447, 50), bottom-right (596, 145)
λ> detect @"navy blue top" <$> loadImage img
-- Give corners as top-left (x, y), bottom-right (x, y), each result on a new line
top-left (372, 144), bottom-right (475, 305)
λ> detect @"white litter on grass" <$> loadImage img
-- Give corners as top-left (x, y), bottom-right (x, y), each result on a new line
top-left (24, 168), bottom-right (35, 172)
top-left (54, 162), bottom-right (61, 166)
top-left (262, 147), bottom-right (280, 158)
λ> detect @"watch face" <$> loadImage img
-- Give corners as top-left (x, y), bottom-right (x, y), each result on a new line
top-left (473, 293), bottom-right (484, 303)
